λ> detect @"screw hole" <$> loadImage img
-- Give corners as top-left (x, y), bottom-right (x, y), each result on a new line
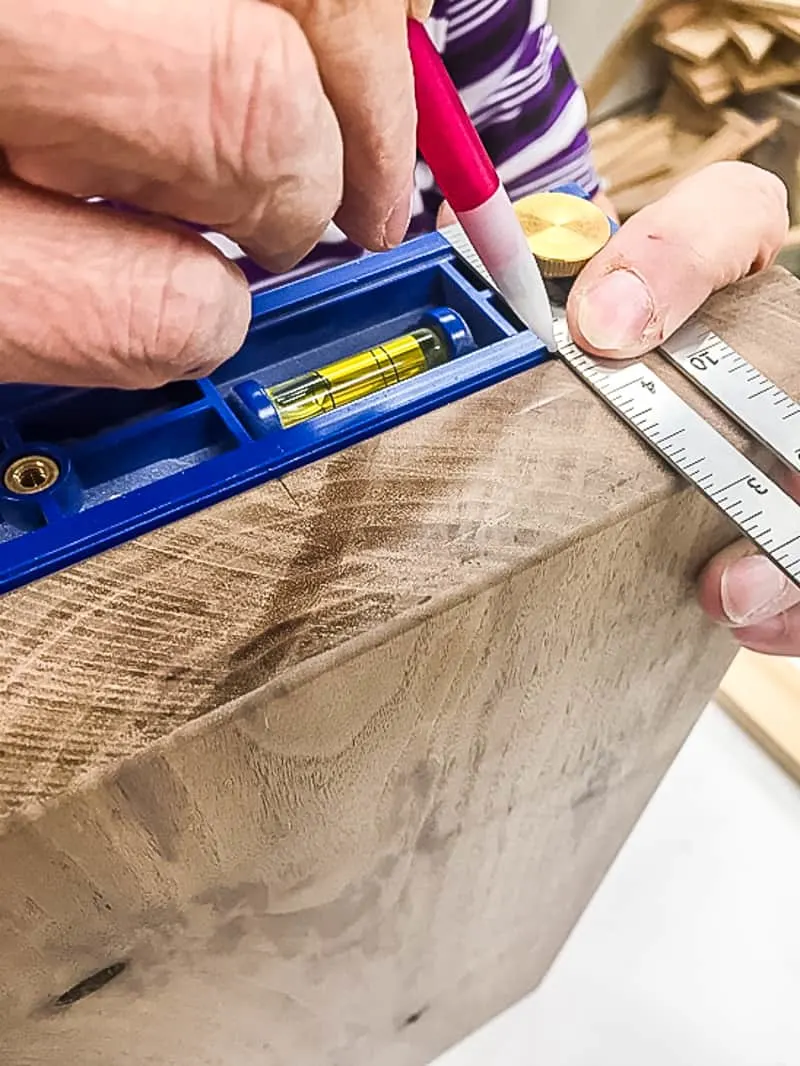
top-left (20, 467), bottom-right (46, 489)
top-left (55, 961), bottom-right (127, 1007)
top-left (3, 455), bottom-right (60, 495)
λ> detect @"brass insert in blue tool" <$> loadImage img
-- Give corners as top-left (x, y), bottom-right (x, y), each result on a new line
top-left (0, 185), bottom-right (603, 593)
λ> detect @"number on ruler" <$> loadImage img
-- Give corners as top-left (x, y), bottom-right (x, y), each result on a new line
top-left (689, 351), bottom-right (719, 372)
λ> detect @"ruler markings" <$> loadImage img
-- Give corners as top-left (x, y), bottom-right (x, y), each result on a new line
top-left (661, 320), bottom-right (800, 474)
top-left (442, 225), bottom-right (800, 587)
top-left (554, 313), bottom-right (800, 587)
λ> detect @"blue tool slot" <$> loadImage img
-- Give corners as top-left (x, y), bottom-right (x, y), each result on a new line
top-left (0, 183), bottom-right (595, 593)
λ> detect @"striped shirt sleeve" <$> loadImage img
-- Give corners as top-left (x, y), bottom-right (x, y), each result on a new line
top-left (436, 0), bottom-right (600, 203)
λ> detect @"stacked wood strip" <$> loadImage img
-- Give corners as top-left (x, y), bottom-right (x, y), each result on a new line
top-left (653, 0), bottom-right (800, 104)
top-left (589, 0), bottom-right (798, 219)
top-left (591, 86), bottom-right (780, 217)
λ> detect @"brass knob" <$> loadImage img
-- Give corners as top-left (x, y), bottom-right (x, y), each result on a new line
top-left (514, 191), bottom-right (612, 278)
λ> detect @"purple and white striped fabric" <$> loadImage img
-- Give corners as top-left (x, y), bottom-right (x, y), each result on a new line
top-left (204, 0), bottom-right (599, 289)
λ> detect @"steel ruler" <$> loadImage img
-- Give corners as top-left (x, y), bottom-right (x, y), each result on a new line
top-left (443, 224), bottom-right (800, 587)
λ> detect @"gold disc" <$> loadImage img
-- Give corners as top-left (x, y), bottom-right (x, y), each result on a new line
top-left (514, 191), bottom-right (611, 278)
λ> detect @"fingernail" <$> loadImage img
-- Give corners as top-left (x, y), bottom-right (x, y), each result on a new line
top-left (383, 182), bottom-right (414, 248)
top-left (576, 269), bottom-right (654, 352)
top-left (720, 555), bottom-right (800, 626)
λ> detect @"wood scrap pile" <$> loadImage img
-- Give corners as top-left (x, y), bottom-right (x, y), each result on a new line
top-left (591, 83), bottom-right (781, 217)
top-left (652, 0), bottom-right (800, 106)
top-left (589, 0), bottom-right (800, 219)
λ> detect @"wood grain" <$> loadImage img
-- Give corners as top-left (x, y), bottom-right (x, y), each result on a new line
top-left (1, 269), bottom-right (799, 1064)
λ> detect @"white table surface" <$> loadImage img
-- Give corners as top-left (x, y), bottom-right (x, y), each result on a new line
top-left (432, 703), bottom-right (800, 1066)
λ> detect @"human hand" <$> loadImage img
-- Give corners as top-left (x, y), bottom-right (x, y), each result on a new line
top-left (567, 161), bottom-right (796, 655)
top-left (0, 0), bottom-right (421, 388)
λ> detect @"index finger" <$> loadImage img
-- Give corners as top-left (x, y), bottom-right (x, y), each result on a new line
top-left (0, 0), bottom-right (344, 273)
top-left (273, 0), bottom-right (417, 250)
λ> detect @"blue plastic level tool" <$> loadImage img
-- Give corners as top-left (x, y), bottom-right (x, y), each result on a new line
top-left (0, 183), bottom-right (593, 594)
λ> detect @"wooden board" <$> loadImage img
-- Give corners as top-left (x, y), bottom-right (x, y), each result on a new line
top-left (725, 43), bottom-right (800, 92)
top-left (1, 269), bottom-right (799, 1065)
top-left (670, 55), bottom-right (735, 105)
top-left (718, 650), bottom-right (800, 782)
top-left (609, 110), bottom-right (780, 217)
top-left (760, 11), bottom-right (800, 42)
top-left (659, 77), bottom-right (726, 133)
top-left (743, 89), bottom-right (800, 223)
top-left (735, 0), bottom-right (800, 15)
top-left (586, 0), bottom-right (798, 117)
top-left (657, 2), bottom-right (704, 33)
top-left (726, 16), bottom-right (776, 62)
top-left (591, 113), bottom-right (674, 180)
top-left (655, 18), bottom-right (731, 63)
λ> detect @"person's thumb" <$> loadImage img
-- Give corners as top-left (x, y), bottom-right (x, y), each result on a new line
top-left (567, 162), bottom-right (789, 359)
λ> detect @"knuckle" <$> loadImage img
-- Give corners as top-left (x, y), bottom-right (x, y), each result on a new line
top-left (653, 161), bottom-right (788, 285)
top-left (208, 3), bottom-right (343, 256)
top-left (127, 239), bottom-right (247, 388)
top-left (0, 185), bottom-right (247, 390)
top-left (707, 161), bottom-right (788, 227)
top-left (746, 166), bottom-right (789, 240)
top-left (715, 161), bottom-right (789, 267)
top-left (212, 5), bottom-right (338, 183)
